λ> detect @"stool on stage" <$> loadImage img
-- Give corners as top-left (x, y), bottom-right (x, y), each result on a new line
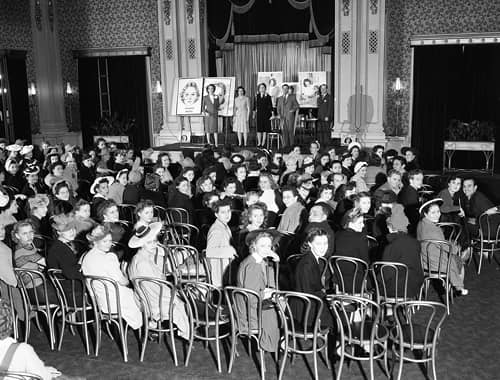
top-left (267, 116), bottom-right (284, 150)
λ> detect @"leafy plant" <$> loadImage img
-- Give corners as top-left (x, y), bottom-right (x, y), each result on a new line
top-left (447, 119), bottom-right (495, 141)
top-left (90, 112), bottom-right (135, 136)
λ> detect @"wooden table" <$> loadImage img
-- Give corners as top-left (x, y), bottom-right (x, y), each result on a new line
top-left (442, 141), bottom-right (495, 174)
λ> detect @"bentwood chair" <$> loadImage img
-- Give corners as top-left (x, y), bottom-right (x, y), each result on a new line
top-left (166, 207), bottom-right (190, 224)
top-left (164, 244), bottom-right (209, 283)
top-left (371, 262), bottom-right (409, 321)
top-left (118, 204), bottom-right (137, 225)
top-left (274, 291), bottom-right (330, 380)
top-left (419, 239), bottom-right (453, 314)
top-left (85, 275), bottom-right (134, 362)
top-left (470, 210), bottom-right (500, 274)
top-left (33, 234), bottom-right (54, 257)
top-left (327, 256), bottom-right (370, 296)
top-left (224, 286), bottom-right (268, 379)
top-left (181, 281), bottom-right (231, 372)
top-left (1, 285), bottom-right (21, 340)
top-left (133, 277), bottom-right (194, 366)
top-left (14, 268), bottom-right (60, 350)
top-left (47, 269), bottom-right (94, 354)
top-left (0, 372), bottom-right (43, 380)
top-left (329, 294), bottom-right (389, 380)
top-left (436, 222), bottom-right (462, 246)
top-left (163, 223), bottom-right (199, 246)
top-left (390, 301), bottom-right (447, 380)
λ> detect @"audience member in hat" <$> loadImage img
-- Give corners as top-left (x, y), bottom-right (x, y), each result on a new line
top-left (398, 169), bottom-right (424, 235)
top-left (235, 232), bottom-right (280, 352)
top-left (0, 188), bottom-right (18, 235)
top-left (381, 218), bottom-right (424, 299)
top-left (12, 220), bottom-right (59, 304)
top-left (128, 222), bottom-right (191, 340)
top-left (205, 199), bottom-right (238, 287)
top-left (340, 153), bottom-right (354, 179)
top-left (90, 176), bottom-right (113, 218)
top-left (81, 225), bottom-right (142, 329)
top-left (22, 166), bottom-right (47, 197)
top-left (365, 152), bottom-right (385, 188)
top-left (0, 299), bottom-right (61, 379)
top-left (352, 161), bottom-right (369, 192)
top-left (44, 161), bottom-right (66, 189)
top-left (108, 169), bottom-right (129, 205)
top-left (417, 198), bottom-right (468, 295)
top-left (4, 159), bottom-right (24, 192)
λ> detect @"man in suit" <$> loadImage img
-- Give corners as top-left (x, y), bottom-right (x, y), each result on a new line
top-left (277, 84), bottom-right (299, 146)
top-left (316, 84), bottom-right (333, 146)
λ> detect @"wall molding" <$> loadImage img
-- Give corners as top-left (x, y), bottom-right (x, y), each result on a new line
top-left (411, 32), bottom-right (500, 46)
top-left (73, 46), bottom-right (152, 58)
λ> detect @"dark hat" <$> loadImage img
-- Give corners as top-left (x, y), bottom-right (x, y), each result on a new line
top-left (297, 173), bottom-right (313, 186)
top-left (0, 138), bottom-right (7, 144)
top-left (23, 166), bottom-right (40, 176)
top-left (379, 190), bottom-right (397, 204)
top-left (247, 160), bottom-right (260, 172)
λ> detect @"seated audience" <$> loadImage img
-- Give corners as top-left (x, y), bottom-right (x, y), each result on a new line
top-left (398, 169), bottom-right (424, 235)
top-left (278, 186), bottom-right (306, 234)
top-left (108, 169), bottom-right (129, 205)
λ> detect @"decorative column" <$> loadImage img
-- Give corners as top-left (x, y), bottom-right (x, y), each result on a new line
top-left (29, 0), bottom-right (82, 146)
top-left (334, 0), bottom-right (386, 146)
top-left (155, 0), bottom-right (209, 146)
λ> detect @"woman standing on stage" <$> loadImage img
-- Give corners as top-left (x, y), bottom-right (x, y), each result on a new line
top-left (203, 84), bottom-right (220, 147)
top-left (253, 83), bottom-right (273, 148)
top-left (233, 86), bottom-right (250, 147)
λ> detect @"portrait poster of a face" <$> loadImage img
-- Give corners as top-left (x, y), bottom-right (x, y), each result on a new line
top-left (202, 77), bottom-right (235, 117)
top-left (176, 77), bottom-right (204, 115)
top-left (257, 72), bottom-right (283, 107)
top-left (298, 71), bottom-right (327, 108)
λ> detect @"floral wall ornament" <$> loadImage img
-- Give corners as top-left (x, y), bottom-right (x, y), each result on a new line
top-left (369, 0), bottom-right (378, 15)
top-left (163, 0), bottom-right (171, 25)
top-left (342, 0), bottom-right (350, 17)
top-left (35, 0), bottom-right (42, 31)
top-left (186, 0), bottom-right (194, 24)
top-left (48, 0), bottom-right (54, 31)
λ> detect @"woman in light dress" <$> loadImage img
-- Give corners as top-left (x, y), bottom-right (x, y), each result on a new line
top-left (233, 86), bottom-right (250, 147)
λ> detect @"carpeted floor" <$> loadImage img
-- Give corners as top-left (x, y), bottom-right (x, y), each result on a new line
top-left (28, 257), bottom-right (500, 380)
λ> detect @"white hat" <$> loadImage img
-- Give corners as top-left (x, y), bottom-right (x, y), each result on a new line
top-left (6, 144), bottom-right (22, 152)
top-left (128, 222), bottom-right (163, 249)
top-left (354, 161), bottom-right (368, 174)
top-left (348, 141), bottom-right (362, 151)
top-left (419, 198), bottom-right (443, 216)
top-left (20, 145), bottom-right (33, 155)
top-left (90, 176), bottom-right (114, 195)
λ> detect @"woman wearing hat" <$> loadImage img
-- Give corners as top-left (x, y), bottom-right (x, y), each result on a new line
top-left (51, 180), bottom-right (75, 216)
top-left (90, 176), bottom-right (114, 218)
top-left (47, 214), bottom-right (83, 281)
top-left (416, 198), bottom-right (468, 295)
top-left (21, 166), bottom-right (47, 197)
top-left (128, 222), bottom-right (190, 340)
top-left (108, 169), bottom-right (129, 205)
top-left (0, 188), bottom-right (19, 240)
top-left (81, 225), bottom-right (142, 330)
top-left (44, 161), bottom-right (65, 189)
top-left (4, 159), bottom-right (25, 192)
top-left (351, 161), bottom-right (369, 193)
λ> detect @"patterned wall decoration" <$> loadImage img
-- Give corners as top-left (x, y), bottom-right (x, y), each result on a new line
top-left (56, 0), bottom-right (163, 134)
top-left (386, 0), bottom-right (500, 136)
top-left (0, 0), bottom-right (38, 134)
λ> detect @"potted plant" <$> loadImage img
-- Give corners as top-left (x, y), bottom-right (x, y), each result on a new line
top-left (91, 112), bottom-right (135, 144)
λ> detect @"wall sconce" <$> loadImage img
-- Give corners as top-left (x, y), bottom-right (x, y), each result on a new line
top-left (154, 80), bottom-right (162, 100)
top-left (65, 82), bottom-right (73, 96)
top-left (28, 82), bottom-right (37, 96)
top-left (65, 82), bottom-right (74, 130)
top-left (391, 77), bottom-right (406, 136)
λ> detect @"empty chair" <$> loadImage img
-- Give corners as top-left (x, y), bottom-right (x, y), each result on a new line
top-left (470, 210), bottom-right (500, 274)
top-left (118, 204), bottom-right (137, 225)
top-left (164, 244), bottom-right (208, 283)
top-left (328, 256), bottom-right (369, 296)
top-left (163, 223), bottom-right (199, 246)
top-left (329, 294), bottom-right (389, 380)
top-left (390, 300), bottom-right (447, 380)
top-left (166, 207), bottom-right (190, 224)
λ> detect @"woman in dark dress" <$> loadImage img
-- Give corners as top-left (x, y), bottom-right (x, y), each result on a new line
top-left (253, 83), bottom-right (273, 148)
top-left (203, 84), bottom-right (220, 147)
top-left (168, 176), bottom-right (195, 220)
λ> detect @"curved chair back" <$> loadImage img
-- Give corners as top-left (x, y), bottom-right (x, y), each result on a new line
top-left (165, 244), bottom-right (208, 282)
top-left (0, 372), bottom-right (43, 380)
top-left (371, 261), bottom-right (409, 304)
top-left (118, 204), bottom-right (137, 225)
top-left (224, 286), bottom-right (262, 338)
top-left (328, 256), bottom-right (369, 296)
top-left (153, 205), bottom-right (169, 223)
top-left (166, 207), bottom-right (190, 224)
top-left (33, 234), bottom-right (54, 257)
top-left (181, 281), bottom-right (226, 329)
top-left (163, 223), bottom-right (199, 246)
top-left (419, 239), bottom-right (452, 281)
top-left (133, 276), bottom-right (176, 323)
top-left (478, 210), bottom-right (500, 242)
top-left (436, 222), bottom-right (462, 245)
top-left (85, 275), bottom-right (123, 322)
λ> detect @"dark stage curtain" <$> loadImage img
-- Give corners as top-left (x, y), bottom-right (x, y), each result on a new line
top-left (78, 58), bottom-right (100, 149)
top-left (412, 44), bottom-right (500, 171)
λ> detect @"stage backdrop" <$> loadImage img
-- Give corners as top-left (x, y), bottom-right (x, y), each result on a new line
top-left (298, 71), bottom-right (326, 108)
top-left (221, 41), bottom-right (330, 108)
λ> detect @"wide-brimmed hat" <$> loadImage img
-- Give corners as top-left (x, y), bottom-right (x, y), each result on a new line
top-left (20, 145), bottom-right (33, 155)
top-left (354, 161), bottom-right (368, 174)
top-left (128, 222), bottom-right (163, 249)
top-left (0, 188), bottom-right (11, 208)
top-left (90, 176), bottom-right (114, 195)
top-left (297, 173), bottom-right (313, 186)
top-left (23, 166), bottom-right (40, 176)
top-left (419, 198), bottom-right (443, 216)
top-left (6, 144), bottom-right (22, 152)
top-left (348, 141), bottom-right (362, 151)
top-left (115, 168), bottom-right (129, 181)
top-left (52, 213), bottom-right (77, 233)
top-left (86, 225), bottom-right (112, 243)
top-left (0, 299), bottom-right (13, 339)
top-left (230, 154), bottom-right (245, 165)
top-left (52, 179), bottom-right (71, 195)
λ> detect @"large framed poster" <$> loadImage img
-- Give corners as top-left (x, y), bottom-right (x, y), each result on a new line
top-left (298, 71), bottom-right (327, 108)
top-left (176, 77), bottom-right (204, 115)
top-left (202, 77), bottom-right (236, 117)
top-left (257, 71), bottom-right (283, 107)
